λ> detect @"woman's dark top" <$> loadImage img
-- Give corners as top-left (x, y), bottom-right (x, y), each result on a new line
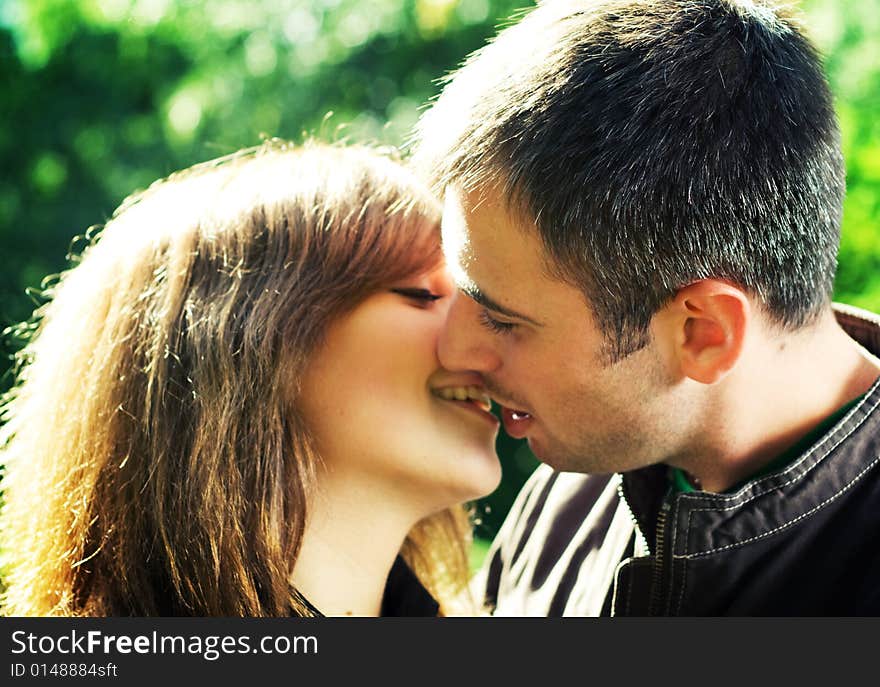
top-left (294, 556), bottom-right (440, 617)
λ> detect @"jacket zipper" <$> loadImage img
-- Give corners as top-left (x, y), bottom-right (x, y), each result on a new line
top-left (648, 497), bottom-right (672, 616)
top-left (616, 479), bottom-right (650, 554)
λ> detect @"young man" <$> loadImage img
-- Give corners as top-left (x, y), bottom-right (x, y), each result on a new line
top-left (412, 0), bottom-right (880, 615)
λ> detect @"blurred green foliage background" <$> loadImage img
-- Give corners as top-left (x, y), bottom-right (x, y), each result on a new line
top-left (1, 0), bottom-right (878, 549)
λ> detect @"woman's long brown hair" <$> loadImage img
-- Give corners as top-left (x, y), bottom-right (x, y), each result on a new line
top-left (0, 140), bottom-right (473, 616)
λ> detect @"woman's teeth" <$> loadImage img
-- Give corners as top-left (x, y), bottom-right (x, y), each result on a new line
top-left (433, 386), bottom-right (493, 413)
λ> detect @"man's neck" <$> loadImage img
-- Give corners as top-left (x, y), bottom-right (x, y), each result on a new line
top-left (683, 310), bottom-right (880, 492)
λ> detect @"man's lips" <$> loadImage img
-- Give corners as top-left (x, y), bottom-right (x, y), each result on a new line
top-left (499, 405), bottom-right (534, 439)
top-left (484, 388), bottom-right (534, 439)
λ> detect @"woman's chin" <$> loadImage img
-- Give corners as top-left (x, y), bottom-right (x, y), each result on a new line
top-left (439, 448), bottom-right (503, 504)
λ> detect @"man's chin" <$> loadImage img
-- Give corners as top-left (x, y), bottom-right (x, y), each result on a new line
top-left (527, 437), bottom-right (579, 472)
top-left (528, 437), bottom-right (616, 475)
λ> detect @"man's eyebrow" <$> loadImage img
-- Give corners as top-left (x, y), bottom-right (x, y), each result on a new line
top-left (460, 283), bottom-right (544, 327)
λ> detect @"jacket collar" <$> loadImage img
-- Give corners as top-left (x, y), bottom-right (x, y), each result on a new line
top-left (620, 303), bottom-right (880, 555)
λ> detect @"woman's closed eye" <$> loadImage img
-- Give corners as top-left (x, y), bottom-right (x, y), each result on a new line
top-left (390, 287), bottom-right (444, 304)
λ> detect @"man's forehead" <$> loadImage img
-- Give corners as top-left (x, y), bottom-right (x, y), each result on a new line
top-left (441, 184), bottom-right (556, 279)
top-left (440, 185), bottom-right (596, 332)
top-left (440, 186), bottom-right (477, 289)
top-left (441, 185), bottom-right (523, 249)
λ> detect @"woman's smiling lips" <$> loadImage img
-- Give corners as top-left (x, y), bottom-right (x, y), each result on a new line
top-left (431, 384), bottom-right (500, 427)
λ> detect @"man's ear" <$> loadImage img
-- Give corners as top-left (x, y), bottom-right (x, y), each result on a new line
top-left (659, 280), bottom-right (750, 385)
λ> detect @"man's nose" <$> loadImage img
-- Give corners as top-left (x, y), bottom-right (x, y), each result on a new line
top-left (438, 291), bottom-right (501, 373)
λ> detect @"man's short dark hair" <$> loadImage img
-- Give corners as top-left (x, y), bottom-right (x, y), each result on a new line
top-left (413, 0), bottom-right (845, 360)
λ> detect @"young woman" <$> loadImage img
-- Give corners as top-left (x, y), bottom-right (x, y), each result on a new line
top-left (0, 141), bottom-right (501, 616)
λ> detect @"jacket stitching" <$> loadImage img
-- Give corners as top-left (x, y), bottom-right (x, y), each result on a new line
top-left (677, 454), bottom-right (880, 558)
top-left (676, 505), bottom-right (691, 614)
top-left (625, 561), bottom-right (633, 615)
top-left (676, 558), bottom-right (688, 615)
top-left (681, 387), bottom-right (880, 514)
top-left (686, 507), bottom-right (696, 560)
